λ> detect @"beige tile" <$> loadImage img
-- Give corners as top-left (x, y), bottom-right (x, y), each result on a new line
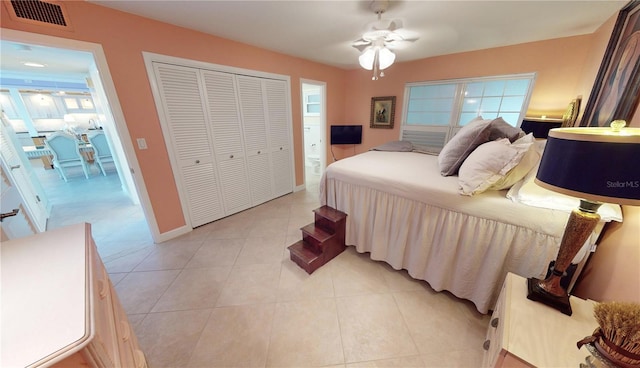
top-left (184, 238), bottom-right (244, 268)
top-left (393, 290), bottom-right (489, 355)
top-left (337, 293), bottom-right (418, 363)
top-left (248, 217), bottom-right (290, 238)
top-left (267, 299), bottom-right (344, 367)
top-left (133, 240), bottom-right (202, 271)
top-left (151, 266), bottom-right (232, 312)
top-left (277, 258), bottom-right (335, 302)
top-left (103, 247), bottom-right (153, 273)
top-left (127, 313), bottom-right (146, 329)
top-left (246, 199), bottom-right (292, 218)
top-left (135, 309), bottom-right (211, 368)
top-left (114, 270), bottom-right (180, 314)
top-left (206, 214), bottom-right (255, 239)
top-left (235, 236), bottom-right (287, 265)
top-left (346, 355), bottom-right (426, 367)
top-left (421, 349), bottom-right (485, 367)
top-left (378, 263), bottom-right (429, 292)
top-left (188, 303), bottom-right (275, 367)
top-left (107, 272), bottom-right (127, 285)
top-left (329, 248), bottom-right (390, 297)
top-left (287, 211), bottom-right (314, 236)
top-left (216, 263), bottom-right (281, 306)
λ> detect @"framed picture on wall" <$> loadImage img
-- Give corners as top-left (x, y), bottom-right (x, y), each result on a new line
top-left (581, 1), bottom-right (640, 127)
top-left (370, 96), bottom-right (396, 129)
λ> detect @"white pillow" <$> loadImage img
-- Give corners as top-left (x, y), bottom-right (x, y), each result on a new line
top-left (458, 134), bottom-right (534, 195)
top-left (438, 116), bottom-right (493, 176)
top-left (506, 166), bottom-right (623, 222)
top-left (489, 134), bottom-right (540, 191)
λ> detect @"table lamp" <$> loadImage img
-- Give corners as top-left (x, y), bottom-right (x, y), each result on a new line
top-left (527, 120), bottom-right (640, 315)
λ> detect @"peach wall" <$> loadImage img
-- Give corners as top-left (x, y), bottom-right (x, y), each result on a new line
top-left (1, 1), bottom-right (347, 233)
top-left (573, 206), bottom-right (640, 303)
top-left (331, 34), bottom-right (598, 161)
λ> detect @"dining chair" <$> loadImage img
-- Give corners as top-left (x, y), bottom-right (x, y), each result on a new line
top-left (45, 132), bottom-right (91, 181)
top-left (87, 131), bottom-right (115, 176)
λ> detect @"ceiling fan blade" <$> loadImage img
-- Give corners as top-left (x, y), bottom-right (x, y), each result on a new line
top-left (387, 19), bottom-right (403, 31)
top-left (352, 43), bottom-right (370, 52)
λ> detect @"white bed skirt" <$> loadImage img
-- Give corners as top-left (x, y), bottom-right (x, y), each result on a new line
top-left (323, 178), bottom-right (562, 314)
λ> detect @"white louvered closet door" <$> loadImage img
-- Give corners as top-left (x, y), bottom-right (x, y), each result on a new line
top-left (201, 70), bottom-right (251, 214)
top-left (264, 79), bottom-right (293, 197)
top-left (236, 75), bottom-right (273, 205)
top-left (153, 63), bottom-right (224, 227)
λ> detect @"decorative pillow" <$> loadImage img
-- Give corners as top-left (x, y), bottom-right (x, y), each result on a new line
top-left (371, 140), bottom-right (413, 152)
top-left (458, 134), bottom-right (534, 195)
top-left (438, 116), bottom-right (492, 176)
top-left (506, 166), bottom-right (623, 222)
top-left (489, 134), bottom-right (539, 191)
top-left (488, 117), bottom-right (525, 142)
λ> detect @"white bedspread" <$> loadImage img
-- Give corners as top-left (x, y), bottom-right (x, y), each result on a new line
top-left (320, 151), bottom-right (597, 314)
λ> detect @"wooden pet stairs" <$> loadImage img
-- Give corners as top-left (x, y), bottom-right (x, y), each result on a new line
top-left (287, 205), bottom-right (347, 274)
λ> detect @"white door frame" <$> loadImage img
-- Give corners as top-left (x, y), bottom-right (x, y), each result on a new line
top-left (300, 79), bottom-right (327, 181)
top-left (0, 29), bottom-right (161, 242)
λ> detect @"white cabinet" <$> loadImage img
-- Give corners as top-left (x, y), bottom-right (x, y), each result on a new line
top-left (482, 273), bottom-right (597, 367)
top-left (1, 223), bottom-right (147, 368)
top-left (151, 61), bottom-right (293, 227)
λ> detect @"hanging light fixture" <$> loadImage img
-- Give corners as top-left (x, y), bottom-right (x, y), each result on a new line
top-left (358, 39), bottom-right (396, 80)
top-left (352, 0), bottom-right (417, 81)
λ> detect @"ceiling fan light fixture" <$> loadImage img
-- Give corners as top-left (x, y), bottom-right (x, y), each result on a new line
top-left (358, 46), bottom-right (395, 69)
top-left (377, 47), bottom-right (395, 69)
top-left (359, 45), bottom-right (395, 80)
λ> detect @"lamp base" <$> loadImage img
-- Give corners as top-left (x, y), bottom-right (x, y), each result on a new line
top-left (526, 277), bottom-right (572, 316)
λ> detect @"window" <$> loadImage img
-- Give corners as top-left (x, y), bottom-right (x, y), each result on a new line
top-left (401, 73), bottom-right (535, 152)
top-left (303, 90), bottom-right (320, 116)
top-left (0, 91), bottom-right (20, 119)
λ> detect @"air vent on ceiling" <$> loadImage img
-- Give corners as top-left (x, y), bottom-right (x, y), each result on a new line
top-left (6, 0), bottom-right (72, 30)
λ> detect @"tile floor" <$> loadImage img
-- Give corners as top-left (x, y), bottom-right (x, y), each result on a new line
top-left (40, 162), bottom-right (490, 368)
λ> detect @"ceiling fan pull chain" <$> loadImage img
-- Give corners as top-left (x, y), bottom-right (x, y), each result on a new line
top-left (372, 48), bottom-right (380, 80)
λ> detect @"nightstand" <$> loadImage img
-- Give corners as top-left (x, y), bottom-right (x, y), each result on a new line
top-left (482, 273), bottom-right (597, 367)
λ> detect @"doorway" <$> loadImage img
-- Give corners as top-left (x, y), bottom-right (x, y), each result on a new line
top-left (1, 29), bottom-right (158, 257)
top-left (301, 80), bottom-right (326, 192)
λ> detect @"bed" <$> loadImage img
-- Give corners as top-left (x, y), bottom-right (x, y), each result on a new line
top-left (319, 144), bottom-right (621, 314)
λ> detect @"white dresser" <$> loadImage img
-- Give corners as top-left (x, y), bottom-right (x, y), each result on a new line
top-left (1, 223), bottom-right (147, 367)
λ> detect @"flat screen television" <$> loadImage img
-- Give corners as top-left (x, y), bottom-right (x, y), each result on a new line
top-left (330, 125), bottom-right (362, 145)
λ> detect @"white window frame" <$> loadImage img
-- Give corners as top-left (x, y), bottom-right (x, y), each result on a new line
top-left (303, 89), bottom-right (320, 117)
top-left (400, 73), bottom-right (536, 152)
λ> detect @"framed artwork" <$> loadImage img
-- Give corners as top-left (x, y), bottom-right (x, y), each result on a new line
top-left (370, 96), bottom-right (396, 129)
top-left (561, 97), bottom-right (581, 127)
top-left (581, 1), bottom-right (640, 127)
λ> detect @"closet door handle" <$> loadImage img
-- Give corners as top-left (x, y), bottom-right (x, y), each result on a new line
top-left (195, 160), bottom-right (200, 164)
top-left (230, 155), bottom-right (234, 159)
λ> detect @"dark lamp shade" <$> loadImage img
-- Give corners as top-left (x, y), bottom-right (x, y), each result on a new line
top-left (535, 127), bottom-right (640, 206)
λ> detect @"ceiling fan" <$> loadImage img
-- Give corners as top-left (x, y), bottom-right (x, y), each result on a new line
top-left (352, 0), bottom-right (419, 80)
